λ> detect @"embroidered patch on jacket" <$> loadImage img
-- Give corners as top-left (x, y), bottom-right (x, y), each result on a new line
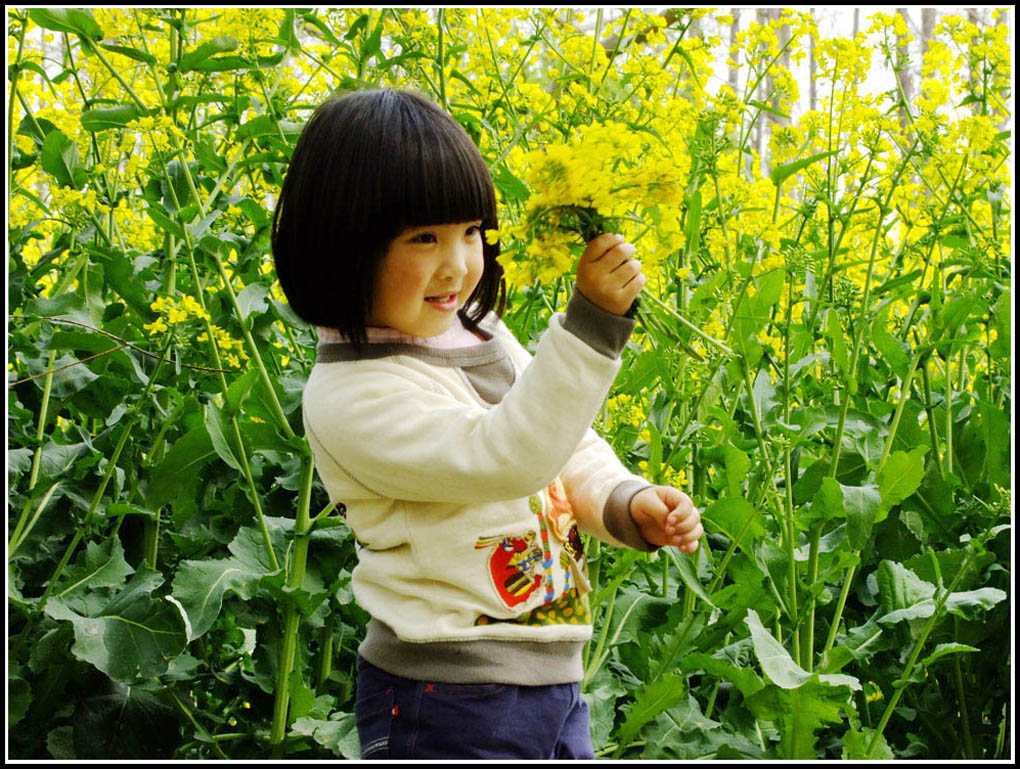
top-left (475, 586), bottom-right (592, 627)
top-left (474, 530), bottom-right (544, 608)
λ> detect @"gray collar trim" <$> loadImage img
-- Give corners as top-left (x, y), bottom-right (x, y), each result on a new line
top-left (315, 334), bottom-right (506, 367)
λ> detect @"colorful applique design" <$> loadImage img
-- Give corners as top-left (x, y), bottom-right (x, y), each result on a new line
top-left (474, 483), bottom-right (593, 628)
top-left (474, 531), bottom-right (544, 608)
top-left (529, 495), bottom-right (556, 602)
top-left (475, 586), bottom-right (592, 627)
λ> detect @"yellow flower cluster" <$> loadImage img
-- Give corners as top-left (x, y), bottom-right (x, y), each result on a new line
top-left (499, 121), bottom-right (688, 291)
top-left (145, 295), bottom-right (211, 336)
top-left (198, 326), bottom-right (250, 369)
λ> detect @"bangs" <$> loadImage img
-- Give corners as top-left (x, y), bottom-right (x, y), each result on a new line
top-left (352, 91), bottom-right (496, 237)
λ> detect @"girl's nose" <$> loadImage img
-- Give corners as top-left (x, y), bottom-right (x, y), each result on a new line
top-left (441, 243), bottom-right (470, 279)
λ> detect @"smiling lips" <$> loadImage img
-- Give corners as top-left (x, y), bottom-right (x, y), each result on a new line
top-left (425, 292), bottom-right (459, 311)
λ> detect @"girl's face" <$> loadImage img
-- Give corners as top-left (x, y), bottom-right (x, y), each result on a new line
top-left (366, 220), bottom-right (485, 337)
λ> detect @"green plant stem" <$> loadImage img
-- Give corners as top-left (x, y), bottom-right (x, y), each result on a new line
top-left (944, 351), bottom-right (954, 477)
top-left (180, 238), bottom-right (281, 574)
top-left (867, 546), bottom-right (975, 755)
top-left (27, 349), bottom-right (58, 492)
top-left (8, 482), bottom-right (61, 557)
top-left (34, 338), bottom-right (171, 614)
top-left (951, 617), bottom-right (975, 759)
top-left (7, 13), bottom-right (28, 208)
top-left (269, 457), bottom-right (317, 756)
top-left (317, 622), bottom-right (335, 691)
top-left (879, 349), bottom-right (924, 472)
top-left (169, 690), bottom-right (230, 760)
top-left (822, 561), bottom-right (856, 655)
top-left (595, 8), bottom-right (632, 97)
top-left (436, 9), bottom-right (447, 109)
top-left (918, 352), bottom-right (943, 477)
top-left (641, 291), bottom-right (734, 356)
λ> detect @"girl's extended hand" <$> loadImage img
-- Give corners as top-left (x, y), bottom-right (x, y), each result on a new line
top-left (630, 485), bottom-right (703, 553)
top-left (575, 233), bottom-right (646, 316)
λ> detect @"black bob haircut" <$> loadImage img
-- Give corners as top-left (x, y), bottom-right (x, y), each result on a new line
top-left (271, 88), bottom-right (505, 345)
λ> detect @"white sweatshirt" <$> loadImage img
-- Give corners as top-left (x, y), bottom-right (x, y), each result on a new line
top-left (302, 290), bottom-right (654, 684)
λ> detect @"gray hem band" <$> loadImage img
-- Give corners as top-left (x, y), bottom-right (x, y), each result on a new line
top-left (358, 619), bottom-right (586, 685)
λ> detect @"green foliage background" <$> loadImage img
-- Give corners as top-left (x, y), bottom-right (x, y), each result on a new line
top-left (7, 8), bottom-right (1012, 760)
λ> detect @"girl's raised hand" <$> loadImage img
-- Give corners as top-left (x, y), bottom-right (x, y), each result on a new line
top-left (629, 485), bottom-right (703, 553)
top-left (575, 233), bottom-right (646, 316)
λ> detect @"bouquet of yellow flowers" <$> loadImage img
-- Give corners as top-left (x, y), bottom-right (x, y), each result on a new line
top-left (496, 121), bottom-right (689, 298)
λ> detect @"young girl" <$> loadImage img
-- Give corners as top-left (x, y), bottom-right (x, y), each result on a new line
top-left (272, 88), bottom-right (703, 760)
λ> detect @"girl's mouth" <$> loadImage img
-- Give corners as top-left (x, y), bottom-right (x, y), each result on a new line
top-left (424, 293), bottom-right (458, 311)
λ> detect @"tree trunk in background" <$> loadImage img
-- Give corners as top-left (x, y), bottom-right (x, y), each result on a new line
top-left (895, 8), bottom-right (913, 128)
top-left (967, 8), bottom-right (982, 115)
top-left (853, 9), bottom-right (859, 38)
top-left (752, 9), bottom-right (769, 169)
top-left (809, 8), bottom-right (817, 113)
top-left (728, 8), bottom-right (741, 94)
top-left (921, 8), bottom-right (937, 56)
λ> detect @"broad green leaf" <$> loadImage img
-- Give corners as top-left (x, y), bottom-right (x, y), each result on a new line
top-left (683, 189), bottom-right (702, 257)
top-left (225, 367), bottom-right (259, 414)
top-left (98, 42), bottom-right (156, 64)
top-left (770, 150), bottom-right (836, 187)
top-left (679, 652), bottom-right (764, 699)
top-left (668, 549), bottom-right (716, 609)
top-left (639, 695), bottom-right (729, 760)
top-left (920, 642), bottom-right (979, 669)
top-left (615, 674), bottom-right (687, 749)
top-left (745, 608), bottom-right (810, 689)
top-left (145, 205), bottom-right (185, 239)
top-left (584, 669), bottom-right (628, 747)
top-left (751, 369), bottom-right (777, 422)
top-left (44, 567), bottom-right (186, 682)
top-left (870, 306), bottom-right (912, 377)
top-left (53, 537), bottom-right (134, 602)
top-left (747, 98), bottom-right (790, 120)
top-left (988, 290), bottom-right (1010, 359)
top-left (80, 104), bottom-right (143, 132)
top-left (171, 525), bottom-right (283, 640)
top-left (745, 679), bottom-right (849, 760)
top-left (179, 36), bottom-right (239, 72)
top-left (291, 713), bottom-right (360, 759)
top-left (944, 587), bottom-right (1008, 620)
top-left (344, 13), bottom-right (369, 40)
top-left (8, 666), bottom-right (31, 728)
top-left (40, 130), bottom-right (86, 189)
top-left (876, 560), bottom-right (936, 624)
top-left (205, 400), bottom-right (241, 471)
top-left (841, 483), bottom-right (881, 549)
top-left (145, 425), bottom-right (216, 507)
top-left (237, 282), bottom-right (270, 321)
top-left (877, 447), bottom-right (927, 514)
top-left (811, 477), bottom-right (844, 521)
top-left (703, 497), bottom-right (763, 546)
top-left (723, 443), bottom-right (750, 499)
top-left (842, 726), bottom-right (895, 760)
top-left (27, 8), bottom-right (103, 39)
top-left (236, 115), bottom-right (304, 141)
top-left (824, 307), bottom-right (849, 379)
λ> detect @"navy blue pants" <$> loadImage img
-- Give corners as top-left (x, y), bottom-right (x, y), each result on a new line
top-left (355, 656), bottom-right (595, 759)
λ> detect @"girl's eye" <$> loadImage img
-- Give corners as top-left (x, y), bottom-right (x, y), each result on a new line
top-left (412, 232), bottom-right (437, 244)
top-left (466, 224), bottom-right (482, 237)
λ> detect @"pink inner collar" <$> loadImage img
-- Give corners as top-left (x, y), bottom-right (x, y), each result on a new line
top-left (317, 317), bottom-right (484, 349)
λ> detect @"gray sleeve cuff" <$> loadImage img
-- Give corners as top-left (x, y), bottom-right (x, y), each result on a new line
top-left (561, 288), bottom-right (637, 360)
top-left (603, 480), bottom-right (659, 552)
